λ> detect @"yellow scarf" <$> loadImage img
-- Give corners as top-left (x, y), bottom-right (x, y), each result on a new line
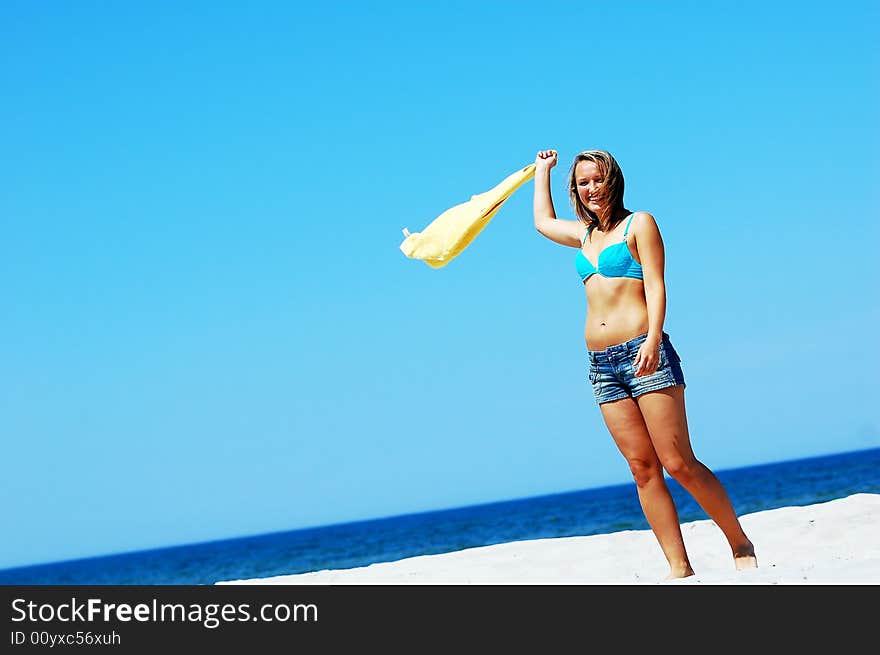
top-left (399, 163), bottom-right (536, 268)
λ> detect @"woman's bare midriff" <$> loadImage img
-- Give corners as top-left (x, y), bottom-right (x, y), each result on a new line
top-left (583, 277), bottom-right (650, 350)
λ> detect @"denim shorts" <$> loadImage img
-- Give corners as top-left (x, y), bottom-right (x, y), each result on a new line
top-left (587, 332), bottom-right (686, 404)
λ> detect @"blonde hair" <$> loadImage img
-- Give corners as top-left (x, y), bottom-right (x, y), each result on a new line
top-left (567, 150), bottom-right (627, 231)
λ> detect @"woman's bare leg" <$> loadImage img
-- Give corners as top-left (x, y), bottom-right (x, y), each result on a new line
top-left (635, 385), bottom-right (757, 570)
top-left (598, 396), bottom-right (694, 579)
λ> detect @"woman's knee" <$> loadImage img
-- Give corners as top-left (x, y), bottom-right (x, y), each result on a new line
top-left (660, 454), bottom-right (699, 483)
top-left (626, 457), bottom-right (663, 488)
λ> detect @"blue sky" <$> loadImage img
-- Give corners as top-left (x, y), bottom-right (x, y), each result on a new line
top-left (1, 1), bottom-right (877, 570)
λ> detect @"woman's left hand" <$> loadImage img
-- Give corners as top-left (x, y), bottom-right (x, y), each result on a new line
top-left (633, 337), bottom-right (662, 377)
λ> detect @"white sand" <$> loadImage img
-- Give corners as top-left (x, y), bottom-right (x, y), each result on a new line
top-left (217, 493), bottom-right (880, 585)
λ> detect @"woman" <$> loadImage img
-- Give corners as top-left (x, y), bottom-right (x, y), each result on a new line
top-left (532, 148), bottom-right (757, 580)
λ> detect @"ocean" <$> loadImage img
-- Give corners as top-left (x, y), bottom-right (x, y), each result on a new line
top-left (2, 447), bottom-right (878, 585)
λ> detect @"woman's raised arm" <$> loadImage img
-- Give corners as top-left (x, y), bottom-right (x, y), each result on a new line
top-left (533, 149), bottom-right (583, 248)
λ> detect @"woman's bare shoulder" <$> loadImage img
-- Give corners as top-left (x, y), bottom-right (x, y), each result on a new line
top-left (630, 211), bottom-right (659, 233)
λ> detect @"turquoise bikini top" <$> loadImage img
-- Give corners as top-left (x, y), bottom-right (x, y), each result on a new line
top-left (575, 212), bottom-right (643, 283)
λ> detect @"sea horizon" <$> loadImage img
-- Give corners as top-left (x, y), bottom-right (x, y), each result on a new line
top-left (2, 445), bottom-right (878, 585)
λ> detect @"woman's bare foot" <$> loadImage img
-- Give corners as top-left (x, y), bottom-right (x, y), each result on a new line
top-left (664, 563), bottom-right (695, 580)
top-left (733, 542), bottom-right (758, 570)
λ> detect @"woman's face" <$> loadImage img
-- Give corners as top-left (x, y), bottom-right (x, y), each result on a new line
top-left (575, 160), bottom-right (604, 214)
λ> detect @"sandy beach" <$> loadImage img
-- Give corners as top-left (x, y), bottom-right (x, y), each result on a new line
top-left (217, 493), bottom-right (880, 585)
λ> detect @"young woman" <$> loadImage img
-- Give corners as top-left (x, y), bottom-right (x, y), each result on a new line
top-left (532, 148), bottom-right (757, 580)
